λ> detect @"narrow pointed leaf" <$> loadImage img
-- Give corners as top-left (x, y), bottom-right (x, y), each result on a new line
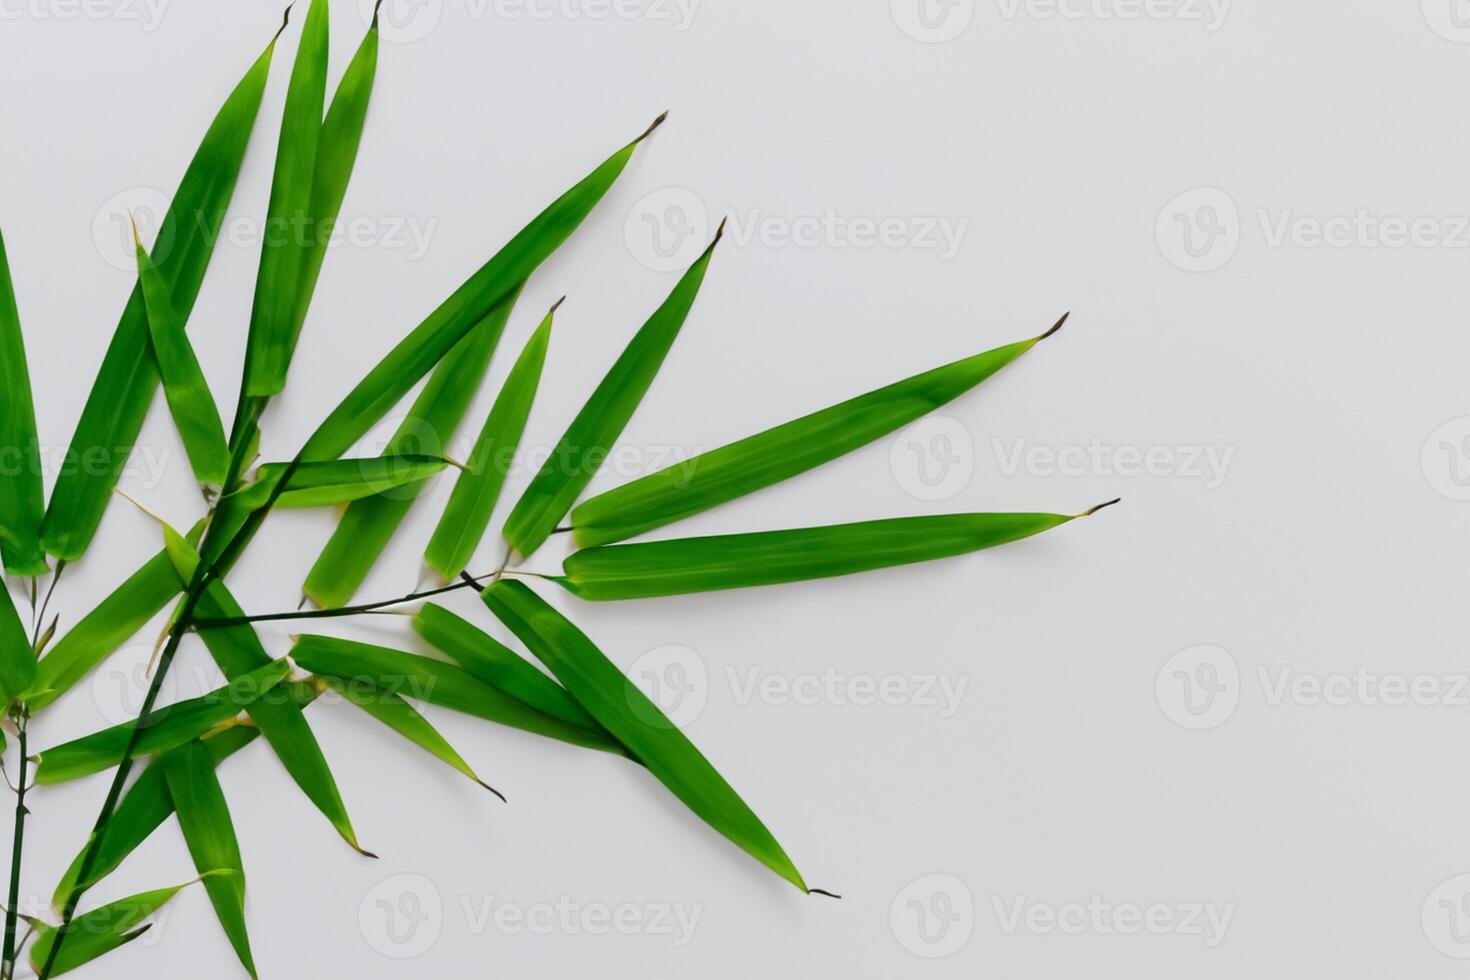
top-left (298, 114), bottom-right (662, 464)
top-left (33, 658), bottom-right (290, 785)
top-left (228, 455), bottom-right (450, 511)
top-left (412, 603), bottom-right (598, 731)
top-left (571, 319), bottom-right (1066, 547)
top-left (243, 0), bottom-right (329, 397)
top-left (289, 8), bottom-right (382, 359)
top-left (0, 227), bottom-right (46, 575)
top-left (322, 677), bottom-right (492, 791)
top-left (424, 303), bottom-right (555, 581)
top-left (27, 551), bottom-right (179, 710)
top-left (0, 581), bottom-right (35, 704)
top-left (560, 508), bottom-right (1109, 600)
top-left (165, 529), bottom-right (368, 855)
top-left (52, 684), bottom-right (319, 908)
top-left (162, 741), bottom-right (256, 978)
top-left (40, 24), bottom-right (280, 560)
top-left (29, 876), bottom-right (213, 977)
top-left (132, 224), bottom-right (230, 487)
top-left (303, 290), bottom-right (517, 608)
top-left (292, 635), bottom-right (628, 756)
top-left (483, 579), bottom-right (810, 891)
top-left (502, 227), bottom-right (723, 560)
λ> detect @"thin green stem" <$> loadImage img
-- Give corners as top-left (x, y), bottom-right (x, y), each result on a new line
top-left (3, 711), bottom-right (30, 979)
top-left (191, 571), bottom-right (505, 628)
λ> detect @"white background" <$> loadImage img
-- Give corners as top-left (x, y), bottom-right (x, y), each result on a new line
top-left (0, 0), bottom-right (1467, 976)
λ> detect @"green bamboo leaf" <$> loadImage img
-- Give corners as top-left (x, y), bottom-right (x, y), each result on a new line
top-left (570, 316), bottom-right (1069, 547)
top-left (483, 579), bottom-right (812, 892)
top-left (302, 289), bottom-right (518, 608)
top-left (0, 226), bottom-right (46, 575)
top-left (243, 0), bottom-right (330, 398)
top-left (164, 529), bottom-right (370, 856)
top-left (228, 455), bottom-right (450, 511)
top-left (27, 551), bottom-right (180, 711)
top-left (29, 875), bottom-right (218, 977)
top-left (0, 579), bottom-right (35, 705)
top-left (297, 113), bottom-right (664, 464)
top-left (412, 603), bottom-right (599, 732)
top-left (40, 21), bottom-right (282, 561)
top-left (424, 301), bottom-right (556, 582)
top-left (131, 220), bottom-right (230, 488)
top-left (321, 676), bottom-right (500, 796)
top-left (289, 5), bottom-right (382, 361)
top-left (291, 634), bottom-right (628, 756)
top-left (32, 659), bottom-right (290, 785)
top-left (559, 505), bottom-right (1117, 600)
top-left (502, 224), bottom-right (724, 561)
top-left (52, 684), bottom-right (319, 909)
top-left (162, 741), bottom-right (256, 978)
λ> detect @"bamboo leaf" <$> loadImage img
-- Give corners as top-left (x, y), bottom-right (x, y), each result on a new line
top-left (161, 741), bottom-right (256, 978)
top-left (40, 21), bottom-right (282, 560)
top-left (164, 529), bottom-right (370, 856)
top-left (559, 505), bottom-right (1116, 600)
top-left (0, 226), bottom-right (47, 575)
top-left (483, 579), bottom-right (811, 891)
top-left (502, 224), bottom-right (723, 561)
top-left (131, 220), bottom-right (230, 488)
top-left (302, 289), bottom-right (518, 608)
top-left (32, 659), bottom-right (290, 785)
top-left (289, 6), bottom-right (382, 360)
top-left (29, 875), bottom-right (215, 977)
top-left (52, 684), bottom-right (319, 908)
top-left (291, 634), bottom-right (629, 756)
top-left (571, 317), bottom-right (1068, 547)
top-left (0, 579), bottom-right (35, 705)
top-left (242, 0), bottom-right (330, 398)
top-left (424, 301), bottom-right (556, 582)
top-left (412, 603), bottom-right (599, 732)
top-left (228, 455), bottom-right (450, 511)
top-left (27, 551), bottom-right (180, 711)
top-left (297, 113), bottom-right (663, 464)
top-left (321, 677), bottom-right (499, 795)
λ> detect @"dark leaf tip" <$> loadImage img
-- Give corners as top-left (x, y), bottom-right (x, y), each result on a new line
top-left (479, 780), bottom-right (508, 803)
top-left (1037, 311), bottom-right (1069, 342)
top-left (636, 110), bottom-right (669, 144)
top-left (808, 888), bottom-right (843, 900)
top-left (276, 3), bottom-right (293, 39)
top-left (549, 295), bottom-right (567, 315)
top-left (459, 571), bottom-right (486, 594)
top-left (372, 0), bottom-right (384, 27)
top-left (1082, 497), bottom-right (1122, 517)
